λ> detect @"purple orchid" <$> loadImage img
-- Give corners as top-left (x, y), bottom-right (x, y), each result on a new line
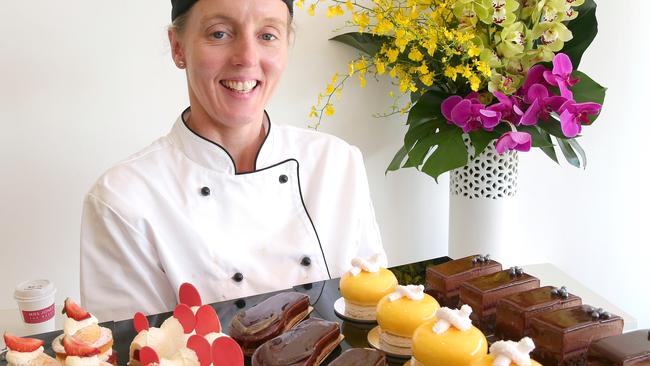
top-left (495, 131), bottom-right (532, 154)
top-left (519, 64), bottom-right (550, 97)
top-left (558, 100), bottom-right (602, 138)
top-left (441, 95), bottom-right (502, 133)
top-left (520, 84), bottom-right (568, 125)
top-left (488, 91), bottom-right (523, 125)
top-left (543, 53), bottom-right (580, 99)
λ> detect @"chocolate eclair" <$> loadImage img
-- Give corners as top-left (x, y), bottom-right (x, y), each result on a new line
top-left (251, 318), bottom-right (343, 366)
top-left (329, 348), bottom-right (386, 366)
top-left (230, 292), bottom-right (310, 356)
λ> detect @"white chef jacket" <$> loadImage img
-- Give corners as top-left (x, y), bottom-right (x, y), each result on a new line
top-left (80, 109), bottom-right (385, 321)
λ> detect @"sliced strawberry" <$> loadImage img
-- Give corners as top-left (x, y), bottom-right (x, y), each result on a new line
top-left (133, 312), bottom-right (149, 333)
top-left (211, 337), bottom-right (244, 366)
top-left (62, 335), bottom-right (100, 357)
top-left (179, 283), bottom-right (202, 307)
top-left (3, 332), bottom-right (44, 352)
top-left (63, 298), bottom-right (91, 321)
top-left (139, 346), bottom-right (160, 366)
top-left (195, 305), bottom-right (221, 336)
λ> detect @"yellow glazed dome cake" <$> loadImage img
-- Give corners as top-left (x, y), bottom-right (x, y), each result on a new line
top-left (410, 305), bottom-right (487, 366)
top-left (376, 285), bottom-right (439, 355)
top-left (471, 337), bottom-right (543, 366)
top-left (339, 253), bottom-right (398, 321)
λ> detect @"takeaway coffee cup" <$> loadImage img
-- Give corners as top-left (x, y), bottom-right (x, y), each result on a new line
top-left (14, 280), bottom-right (57, 334)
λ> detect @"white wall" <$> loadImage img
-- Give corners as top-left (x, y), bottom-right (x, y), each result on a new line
top-left (1, 0), bottom-right (647, 328)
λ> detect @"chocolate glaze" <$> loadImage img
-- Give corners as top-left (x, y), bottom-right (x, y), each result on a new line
top-left (530, 305), bottom-right (624, 366)
top-left (251, 318), bottom-right (341, 366)
top-left (496, 286), bottom-right (582, 340)
top-left (459, 269), bottom-right (540, 334)
top-left (426, 255), bottom-right (502, 307)
top-left (328, 348), bottom-right (386, 366)
top-left (230, 292), bottom-right (309, 354)
top-left (586, 329), bottom-right (650, 365)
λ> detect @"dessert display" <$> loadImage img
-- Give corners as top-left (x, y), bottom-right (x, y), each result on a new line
top-left (3, 333), bottom-right (60, 366)
top-left (586, 329), bottom-right (650, 365)
top-left (229, 291), bottom-right (310, 356)
top-left (328, 348), bottom-right (386, 366)
top-left (426, 254), bottom-right (502, 308)
top-left (410, 305), bottom-right (488, 366)
top-left (496, 286), bottom-right (582, 341)
top-left (460, 267), bottom-right (540, 334)
top-left (51, 298), bottom-right (114, 364)
top-left (338, 254), bottom-right (398, 321)
top-left (374, 285), bottom-right (439, 356)
top-left (62, 335), bottom-right (113, 366)
top-left (470, 337), bottom-right (543, 366)
top-left (529, 305), bottom-right (624, 366)
top-left (129, 283), bottom-right (243, 366)
top-left (250, 317), bottom-right (343, 366)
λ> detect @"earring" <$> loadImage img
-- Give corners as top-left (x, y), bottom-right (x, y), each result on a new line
top-left (178, 60), bottom-right (186, 69)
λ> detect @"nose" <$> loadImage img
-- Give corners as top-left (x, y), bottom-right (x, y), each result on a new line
top-left (231, 33), bottom-right (258, 68)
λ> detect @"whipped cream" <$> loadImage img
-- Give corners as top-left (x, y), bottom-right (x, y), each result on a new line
top-left (65, 355), bottom-right (108, 366)
top-left (387, 285), bottom-right (425, 302)
top-left (204, 332), bottom-right (226, 344)
top-left (432, 305), bottom-right (473, 334)
top-left (490, 337), bottom-right (535, 366)
top-left (349, 253), bottom-right (387, 276)
top-left (64, 314), bottom-right (99, 337)
top-left (158, 348), bottom-right (199, 366)
top-left (132, 317), bottom-right (185, 359)
top-left (6, 346), bottom-right (43, 365)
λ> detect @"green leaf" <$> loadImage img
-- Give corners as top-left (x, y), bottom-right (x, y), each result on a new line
top-left (571, 71), bottom-right (607, 124)
top-left (404, 121), bottom-right (439, 149)
top-left (568, 138), bottom-right (587, 168)
top-left (387, 144), bottom-right (409, 173)
top-left (421, 126), bottom-right (468, 182)
top-left (539, 119), bottom-right (568, 138)
top-left (407, 90), bottom-right (450, 127)
top-left (563, 0), bottom-right (598, 68)
top-left (518, 125), bottom-right (555, 148)
top-left (330, 33), bottom-right (391, 57)
top-left (557, 137), bottom-right (581, 168)
top-left (469, 129), bottom-right (495, 157)
top-left (534, 127), bottom-right (559, 164)
top-left (404, 132), bottom-right (442, 168)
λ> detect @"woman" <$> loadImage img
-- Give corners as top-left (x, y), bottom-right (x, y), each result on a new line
top-left (80, 0), bottom-right (385, 321)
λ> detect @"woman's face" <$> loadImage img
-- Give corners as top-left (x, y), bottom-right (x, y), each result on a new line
top-left (171, 0), bottom-right (290, 128)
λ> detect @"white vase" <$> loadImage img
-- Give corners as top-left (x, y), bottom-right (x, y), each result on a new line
top-left (448, 139), bottom-right (519, 261)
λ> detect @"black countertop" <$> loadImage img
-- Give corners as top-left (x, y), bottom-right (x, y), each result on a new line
top-left (1, 256), bottom-right (451, 366)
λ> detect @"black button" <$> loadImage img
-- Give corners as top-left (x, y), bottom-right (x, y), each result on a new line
top-left (235, 299), bottom-right (246, 309)
top-left (279, 175), bottom-right (289, 184)
top-left (200, 187), bottom-right (211, 196)
top-left (301, 256), bottom-right (312, 267)
top-left (232, 272), bottom-right (244, 282)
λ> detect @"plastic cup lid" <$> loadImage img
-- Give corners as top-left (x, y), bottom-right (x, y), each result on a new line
top-left (14, 279), bottom-right (56, 302)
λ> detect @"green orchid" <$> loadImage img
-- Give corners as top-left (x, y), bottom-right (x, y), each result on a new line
top-left (496, 22), bottom-right (527, 58)
top-left (453, 0), bottom-right (490, 27)
top-left (488, 71), bottom-right (522, 95)
top-left (489, 0), bottom-right (520, 26)
top-left (532, 21), bottom-right (573, 52)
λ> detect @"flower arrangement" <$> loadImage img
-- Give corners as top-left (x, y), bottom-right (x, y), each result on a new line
top-left (300, 0), bottom-right (605, 180)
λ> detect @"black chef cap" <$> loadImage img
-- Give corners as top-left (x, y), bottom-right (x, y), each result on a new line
top-left (171, 0), bottom-right (294, 21)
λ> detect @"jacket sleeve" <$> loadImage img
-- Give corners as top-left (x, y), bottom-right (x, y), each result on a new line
top-left (80, 193), bottom-right (176, 321)
top-left (350, 146), bottom-right (387, 262)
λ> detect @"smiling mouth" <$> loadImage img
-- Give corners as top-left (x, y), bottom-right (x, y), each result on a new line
top-left (220, 80), bottom-right (259, 94)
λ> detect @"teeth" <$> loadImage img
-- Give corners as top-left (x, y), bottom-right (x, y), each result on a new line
top-left (222, 80), bottom-right (258, 93)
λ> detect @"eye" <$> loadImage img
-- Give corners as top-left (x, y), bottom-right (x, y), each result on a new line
top-left (211, 31), bottom-right (227, 40)
top-left (261, 33), bottom-right (277, 41)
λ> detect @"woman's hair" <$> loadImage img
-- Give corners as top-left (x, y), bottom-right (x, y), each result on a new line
top-left (170, 8), bottom-right (295, 42)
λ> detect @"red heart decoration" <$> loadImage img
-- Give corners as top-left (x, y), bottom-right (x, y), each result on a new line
top-left (173, 304), bottom-right (197, 334)
top-left (186, 335), bottom-right (211, 366)
top-left (139, 346), bottom-right (160, 366)
top-left (195, 305), bottom-right (221, 336)
top-left (133, 312), bottom-right (149, 333)
top-left (211, 337), bottom-right (244, 366)
top-left (179, 283), bottom-right (202, 307)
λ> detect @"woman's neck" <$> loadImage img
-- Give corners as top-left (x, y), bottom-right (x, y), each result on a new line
top-left (185, 107), bottom-right (267, 174)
